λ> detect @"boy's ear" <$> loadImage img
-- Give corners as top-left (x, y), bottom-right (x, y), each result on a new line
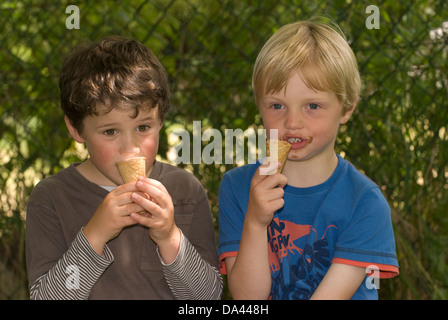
top-left (340, 99), bottom-right (358, 125)
top-left (64, 115), bottom-right (85, 143)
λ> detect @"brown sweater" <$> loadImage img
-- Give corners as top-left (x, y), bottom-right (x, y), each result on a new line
top-left (26, 160), bottom-right (221, 299)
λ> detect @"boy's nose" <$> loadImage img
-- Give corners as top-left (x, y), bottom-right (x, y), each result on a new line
top-left (284, 109), bottom-right (305, 130)
top-left (120, 134), bottom-right (140, 156)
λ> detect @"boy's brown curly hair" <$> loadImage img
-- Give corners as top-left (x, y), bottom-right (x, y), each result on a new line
top-left (60, 35), bottom-right (171, 132)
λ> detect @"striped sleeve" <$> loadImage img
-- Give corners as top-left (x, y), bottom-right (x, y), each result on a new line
top-left (29, 229), bottom-right (113, 300)
top-left (158, 230), bottom-right (223, 300)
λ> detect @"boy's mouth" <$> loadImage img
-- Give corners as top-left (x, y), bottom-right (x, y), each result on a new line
top-left (287, 137), bottom-right (303, 143)
top-left (285, 136), bottom-right (313, 149)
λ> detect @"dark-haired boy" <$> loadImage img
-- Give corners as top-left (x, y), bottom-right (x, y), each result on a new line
top-left (26, 36), bottom-right (222, 300)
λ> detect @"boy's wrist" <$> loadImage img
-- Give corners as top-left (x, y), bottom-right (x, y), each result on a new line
top-left (245, 207), bottom-right (273, 230)
top-left (82, 224), bottom-right (107, 256)
top-left (152, 225), bottom-right (181, 264)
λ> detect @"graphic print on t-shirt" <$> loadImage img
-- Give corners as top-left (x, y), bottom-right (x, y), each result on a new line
top-left (267, 217), bottom-right (337, 299)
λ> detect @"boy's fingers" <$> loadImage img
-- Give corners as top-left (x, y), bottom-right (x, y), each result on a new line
top-left (259, 160), bottom-right (280, 176)
top-left (110, 182), bottom-right (139, 198)
top-left (122, 216), bottom-right (139, 227)
top-left (270, 198), bottom-right (285, 212)
top-left (108, 183), bottom-right (151, 207)
top-left (129, 211), bottom-right (152, 227)
top-left (252, 161), bottom-right (287, 190)
top-left (131, 191), bottom-right (164, 218)
top-left (137, 177), bottom-right (164, 189)
top-left (135, 178), bottom-right (171, 207)
top-left (123, 202), bottom-right (147, 216)
top-left (252, 161), bottom-right (277, 186)
top-left (276, 174), bottom-right (288, 189)
top-left (266, 186), bottom-right (285, 202)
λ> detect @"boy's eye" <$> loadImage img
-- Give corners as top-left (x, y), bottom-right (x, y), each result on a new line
top-left (272, 103), bottom-right (284, 110)
top-left (137, 125), bottom-right (150, 132)
top-left (104, 129), bottom-right (117, 136)
top-left (308, 103), bottom-right (319, 110)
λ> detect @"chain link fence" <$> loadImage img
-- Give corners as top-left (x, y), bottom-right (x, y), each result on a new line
top-left (1, 0), bottom-right (447, 299)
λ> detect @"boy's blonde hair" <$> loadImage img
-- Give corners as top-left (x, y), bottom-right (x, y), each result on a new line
top-left (252, 18), bottom-right (361, 114)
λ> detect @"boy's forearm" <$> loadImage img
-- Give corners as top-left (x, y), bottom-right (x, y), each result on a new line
top-left (159, 230), bottom-right (223, 300)
top-left (228, 219), bottom-right (272, 299)
top-left (310, 263), bottom-right (366, 300)
top-left (29, 229), bottom-right (113, 300)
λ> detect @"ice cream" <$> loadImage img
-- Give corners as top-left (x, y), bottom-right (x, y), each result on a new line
top-left (117, 157), bottom-right (146, 183)
top-left (117, 157), bottom-right (149, 215)
top-left (266, 139), bottom-right (291, 174)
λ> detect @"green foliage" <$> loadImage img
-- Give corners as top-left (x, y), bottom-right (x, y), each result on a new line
top-left (1, 0), bottom-right (447, 299)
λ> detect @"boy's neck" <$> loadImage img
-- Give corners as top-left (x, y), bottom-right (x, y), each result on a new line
top-left (281, 151), bottom-right (339, 188)
top-left (76, 159), bottom-right (117, 187)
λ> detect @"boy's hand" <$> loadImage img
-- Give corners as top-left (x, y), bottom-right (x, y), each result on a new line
top-left (247, 161), bottom-right (288, 228)
top-left (83, 183), bottom-right (143, 255)
top-left (129, 177), bottom-right (180, 263)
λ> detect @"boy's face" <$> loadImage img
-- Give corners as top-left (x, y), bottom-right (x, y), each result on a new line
top-left (259, 72), bottom-right (354, 164)
top-left (66, 106), bottom-right (162, 186)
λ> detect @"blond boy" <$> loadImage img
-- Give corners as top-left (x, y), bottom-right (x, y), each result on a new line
top-left (218, 19), bottom-right (399, 299)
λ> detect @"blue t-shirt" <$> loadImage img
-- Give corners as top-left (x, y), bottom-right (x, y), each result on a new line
top-left (218, 154), bottom-right (399, 300)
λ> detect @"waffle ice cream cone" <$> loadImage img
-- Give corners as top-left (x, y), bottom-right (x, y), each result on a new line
top-left (266, 139), bottom-right (291, 174)
top-left (117, 157), bottom-right (146, 183)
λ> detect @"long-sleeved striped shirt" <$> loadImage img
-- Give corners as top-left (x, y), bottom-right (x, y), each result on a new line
top-left (30, 228), bottom-right (222, 299)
